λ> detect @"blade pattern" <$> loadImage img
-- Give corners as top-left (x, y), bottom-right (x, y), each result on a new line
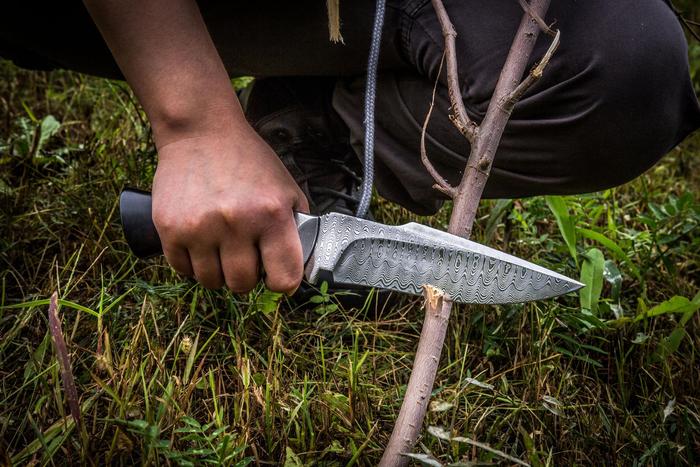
top-left (306, 213), bottom-right (580, 304)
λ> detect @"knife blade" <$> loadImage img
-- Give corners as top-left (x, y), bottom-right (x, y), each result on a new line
top-left (120, 188), bottom-right (583, 304)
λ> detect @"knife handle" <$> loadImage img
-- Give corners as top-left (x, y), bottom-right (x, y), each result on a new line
top-left (119, 188), bottom-right (162, 258)
top-left (119, 188), bottom-right (320, 264)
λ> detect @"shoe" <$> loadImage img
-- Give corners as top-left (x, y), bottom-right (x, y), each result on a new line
top-left (241, 77), bottom-right (380, 309)
top-left (241, 77), bottom-right (363, 216)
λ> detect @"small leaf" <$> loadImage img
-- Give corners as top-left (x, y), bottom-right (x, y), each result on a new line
top-left (542, 402), bottom-right (565, 417)
top-left (632, 333), bottom-right (649, 344)
top-left (542, 395), bottom-right (562, 406)
top-left (663, 398), bottom-right (676, 421)
top-left (427, 425), bottom-right (452, 441)
top-left (257, 290), bottom-right (282, 314)
top-left (402, 453), bottom-right (443, 467)
top-left (636, 295), bottom-right (700, 321)
top-left (579, 248), bottom-right (605, 314)
top-left (546, 196), bottom-right (578, 263)
top-left (603, 260), bottom-right (622, 303)
top-left (429, 400), bottom-right (454, 412)
top-left (284, 447), bottom-right (303, 467)
top-left (463, 377), bottom-right (494, 390)
top-left (35, 115), bottom-right (61, 158)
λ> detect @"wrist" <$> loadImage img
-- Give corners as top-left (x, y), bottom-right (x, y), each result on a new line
top-left (150, 92), bottom-right (250, 150)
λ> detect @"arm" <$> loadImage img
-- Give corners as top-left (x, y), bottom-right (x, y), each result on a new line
top-left (84, 0), bottom-right (308, 293)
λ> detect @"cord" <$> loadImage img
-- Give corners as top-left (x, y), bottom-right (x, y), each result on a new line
top-left (355, 0), bottom-right (386, 218)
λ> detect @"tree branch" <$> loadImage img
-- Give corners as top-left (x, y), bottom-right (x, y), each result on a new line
top-left (518, 0), bottom-right (556, 36)
top-left (431, 0), bottom-right (478, 143)
top-left (380, 1), bottom-right (555, 465)
top-left (421, 53), bottom-right (457, 198)
top-left (504, 29), bottom-right (560, 109)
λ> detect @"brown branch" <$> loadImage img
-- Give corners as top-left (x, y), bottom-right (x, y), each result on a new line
top-left (48, 292), bottom-right (82, 427)
top-left (431, 0), bottom-right (477, 143)
top-left (504, 29), bottom-right (560, 108)
top-left (380, 0), bottom-right (554, 464)
top-left (518, 0), bottom-right (556, 37)
top-left (421, 53), bottom-right (457, 198)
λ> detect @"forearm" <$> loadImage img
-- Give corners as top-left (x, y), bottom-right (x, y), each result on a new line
top-left (83, 0), bottom-right (245, 148)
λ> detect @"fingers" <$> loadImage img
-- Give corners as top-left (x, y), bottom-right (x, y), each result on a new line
top-left (188, 245), bottom-right (225, 289)
top-left (259, 209), bottom-right (304, 294)
top-left (294, 188), bottom-right (310, 214)
top-left (220, 240), bottom-right (260, 293)
top-left (162, 245), bottom-right (194, 277)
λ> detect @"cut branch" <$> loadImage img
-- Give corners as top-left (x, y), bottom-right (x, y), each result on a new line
top-left (505, 29), bottom-right (560, 109)
top-left (380, 1), bottom-right (556, 465)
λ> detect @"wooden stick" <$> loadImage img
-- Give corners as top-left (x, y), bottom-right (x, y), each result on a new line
top-left (380, 1), bottom-right (555, 464)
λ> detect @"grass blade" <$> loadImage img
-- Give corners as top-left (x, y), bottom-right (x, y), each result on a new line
top-left (47, 292), bottom-right (81, 427)
top-left (546, 196), bottom-right (578, 264)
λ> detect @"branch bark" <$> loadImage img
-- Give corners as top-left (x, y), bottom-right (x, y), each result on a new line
top-left (431, 0), bottom-right (477, 143)
top-left (380, 1), bottom-right (555, 465)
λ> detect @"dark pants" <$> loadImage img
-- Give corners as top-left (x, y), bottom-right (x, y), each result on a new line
top-left (2, 0), bottom-right (699, 214)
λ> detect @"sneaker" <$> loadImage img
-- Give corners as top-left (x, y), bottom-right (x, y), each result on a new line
top-left (241, 77), bottom-right (363, 216)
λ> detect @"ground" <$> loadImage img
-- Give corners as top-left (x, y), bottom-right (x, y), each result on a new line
top-left (1, 43), bottom-right (699, 465)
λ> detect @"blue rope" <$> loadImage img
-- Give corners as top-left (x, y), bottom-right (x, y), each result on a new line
top-left (355, 0), bottom-right (386, 218)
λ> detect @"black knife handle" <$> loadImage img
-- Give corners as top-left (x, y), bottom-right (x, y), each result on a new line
top-left (119, 188), bottom-right (162, 258)
top-left (120, 188), bottom-right (320, 265)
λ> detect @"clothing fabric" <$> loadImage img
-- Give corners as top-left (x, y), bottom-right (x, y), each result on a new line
top-left (2, 1), bottom-right (698, 214)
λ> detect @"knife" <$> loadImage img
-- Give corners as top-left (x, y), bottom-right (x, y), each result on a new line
top-left (119, 188), bottom-right (583, 304)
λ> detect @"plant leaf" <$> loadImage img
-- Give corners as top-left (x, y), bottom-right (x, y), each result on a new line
top-left (546, 196), bottom-right (577, 264)
top-left (402, 453), bottom-right (443, 467)
top-left (578, 227), bottom-right (641, 280)
top-left (635, 295), bottom-right (700, 321)
top-left (579, 248), bottom-right (605, 314)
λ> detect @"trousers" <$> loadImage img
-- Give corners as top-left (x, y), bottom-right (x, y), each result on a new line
top-left (2, 0), bottom-right (699, 214)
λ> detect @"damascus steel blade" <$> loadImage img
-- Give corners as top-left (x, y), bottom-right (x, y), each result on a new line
top-left (304, 212), bottom-right (584, 304)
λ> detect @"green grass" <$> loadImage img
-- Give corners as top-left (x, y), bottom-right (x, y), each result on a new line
top-left (1, 59), bottom-right (699, 466)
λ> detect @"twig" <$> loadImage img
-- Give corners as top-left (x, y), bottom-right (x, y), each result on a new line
top-left (518, 0), bottom-right (556, 36)
top-left (48, 292), bottom-right (82, 427)
top-left (504, 29), bottom-right (560, 108)
top-left (380, 1), bottom-right (556, 464)
top-left (421, 53), bottom-right (457, 197)
top-left (431, 0), bottom-right (477, 143)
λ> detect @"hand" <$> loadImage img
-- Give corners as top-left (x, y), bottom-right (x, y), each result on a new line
top-left (151, 126), bottom-right (309, 294)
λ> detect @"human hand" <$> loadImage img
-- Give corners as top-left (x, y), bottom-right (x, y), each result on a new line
top-left (151, 126), bottom-right (309, 294)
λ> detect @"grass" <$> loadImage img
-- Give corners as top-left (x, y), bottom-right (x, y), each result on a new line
top-left (0, 56), bottom-right (699, 466)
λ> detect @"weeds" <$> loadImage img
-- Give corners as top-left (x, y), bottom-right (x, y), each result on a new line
top-left (1, 57), bottom-right (699, 465)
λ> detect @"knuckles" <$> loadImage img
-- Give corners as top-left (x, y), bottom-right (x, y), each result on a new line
top-left (265, 272), bottom-right (302, 294)
top-left (154, 194), bottom-right (294, 241)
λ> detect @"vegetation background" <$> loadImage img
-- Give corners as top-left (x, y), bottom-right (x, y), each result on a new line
top-left (1, 3), bottom-right (699, 465)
